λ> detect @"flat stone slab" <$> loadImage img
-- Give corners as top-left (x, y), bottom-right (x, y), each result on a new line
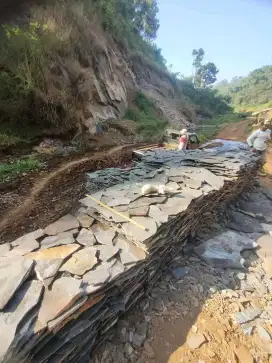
top-left (40, 232), bottom-right (75, 250)
top-left (0, 280), bottom-right (43, 360)
top-left (11, 229), bottom-right (44, 247)
top-left (97, 245), bottom-right (119, 261)
top-left (35, 259), bottom-right (64, 286)
top-left (35, 277), bottom-right (83, 332)
top-left (227, 211), bottom-right (264, 233)
top-left (115, 237), bottom-right (146, 266)
top-left (77, 214), bottom-right (94, 228)
top-left (128, 206), bottom-right (149, 217)
top-left (44, 215), bottom-right (79, 236)
top-left (148, 205), bottom-right (168, 224)
top-left (83, 265), bottom-right (112, 287)
top-left (26, 244), bottom-right (80, 261)
top-left (0, 258), bottom-right (34, 310)
top-left (7, 238), bottom-right (39, 257)
top-left (77, 229), bottom-right (96, 246)
top-left (0, 244), bottom-right (10, 257)
top-left (60, 248), bottom-right (98, 276)
top-left (195, 231), bottom-right (258, 269)
top-left (186, 333), bottom-right (206, 349)
top-left (234, 308), bottom-right (262, 325)
top-left (122, 217), bottom-right (157, 243)
top-left (94, 230), bottom-right (116, 246)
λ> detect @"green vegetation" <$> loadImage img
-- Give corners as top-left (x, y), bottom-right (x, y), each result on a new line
top-left (180, 79), bottom-right (232, 116)
top-left (192, 48), bottom-right (219, 88)
top-left (125, 92), bottom-right (167, 141)
top-left (215, 65), bottom-right (272, 110)
top-left (0, 158), bottom-right (43, 182)
top-left (0, 0), bottom-right (240, 151)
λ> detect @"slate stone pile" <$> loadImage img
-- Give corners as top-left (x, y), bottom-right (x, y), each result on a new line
top-left (0, 147), bottom-right (259, 363)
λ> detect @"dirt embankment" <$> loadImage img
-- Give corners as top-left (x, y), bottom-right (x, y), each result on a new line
top-left (0, 144), bottom-right (136, 243)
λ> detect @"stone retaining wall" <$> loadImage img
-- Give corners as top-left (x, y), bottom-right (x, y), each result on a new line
top-left (0, 147), bottom-right (259, 363)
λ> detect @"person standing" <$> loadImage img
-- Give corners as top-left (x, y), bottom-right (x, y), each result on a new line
top-left (247, 120), bottom-right (271, 155)
top-left (178, 129), bottom-right (189, 151)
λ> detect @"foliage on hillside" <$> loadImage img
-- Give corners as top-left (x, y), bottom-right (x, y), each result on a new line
top-left (215, 65), bottom-right (272, 110)
top-left (125, 91), bottom-right (167, 141)
top-left (0, 0), bottom-right (234, 150)
top-left (179, 79), bottom-right (232, 116)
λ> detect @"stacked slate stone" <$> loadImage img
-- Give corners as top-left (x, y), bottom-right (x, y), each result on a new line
top-left (0, 148), bottom-right (259, 363)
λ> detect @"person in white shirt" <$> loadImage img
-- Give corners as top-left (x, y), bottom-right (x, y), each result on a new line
top-left (247, 119), bottom-right (271, 155)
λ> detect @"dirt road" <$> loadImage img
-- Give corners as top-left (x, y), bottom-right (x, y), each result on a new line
top-left (0, 144), bottom-right (136, 242)
top-left (216, 119), bottom-right (250, 141)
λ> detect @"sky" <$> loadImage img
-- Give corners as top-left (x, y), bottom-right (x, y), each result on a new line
top-left (156, 0), bottom-right (272, 82)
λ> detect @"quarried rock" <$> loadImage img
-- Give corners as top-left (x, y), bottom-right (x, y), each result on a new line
top-left (0, 244), bottom-right (10, 257)
top-left (0, 257), bottom-right (34, 310)
top-left (195, 231), bottom-right (257, 269)
top-left (35, 277), bottom-right (83, 332)
top-left (44, 215), bottom-right (79, 235)
top-left (97, 245), bottom-right (119, 261)
top-left (40, 231), bottom-right (75, 250)
top-left (94, 229), bottom-right (116, 246)
top-left (11, 229), bottom-right (44, 247)
top-left (60, 248), bottom-right (98, 276)
top-left (0, 280), bottom-right (43, 360)
top-left (77, 214), bottom-right (94, 228)
top-left (26, 244), bottom-right (80, 261)
top-left (77, 229), bottom-right (96, 246)
top-left (35, 259), bottom-right (64, 286)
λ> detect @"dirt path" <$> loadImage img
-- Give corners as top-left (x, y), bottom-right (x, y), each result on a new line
top-left (216, 119), bottom-right (250, 141)
top-left (0, 144), bottom-right (135, 242)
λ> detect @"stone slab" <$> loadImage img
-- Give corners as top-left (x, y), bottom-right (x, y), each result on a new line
top-left (35, 259), bottom-right (64, 285)
top-left (11, 229), bottom-right (44, 247)
top-left (94, 230), bottom-right (116, 246)
top-left (26, 244), bottom-right (80, 261)
top-left (115, 237), bottom-right (146, 266)
top-left (195, 231), bottom-right (257, 269)
top-left (0, 280), bottom-right (43, 360)
top-left (60, 248), bottom-right (98, 276)
top-left (83, 265), bottom-right (111, 286)
top-left (234, 308), bottom-right (262, 325)
top-left (0, 258), bottom-right (34, 310)
top-left (44, 215), bottom-right (79, 236)
top-left (77, 214), bottom-right (94, 228)
top-left (77, 229), bottom-right (96, 247)
top-left (40, 232), bottom-right (75, 250)
top-left (97, 245), bottom-right (119, 261)
top-left (0, 244), bottom-right (10, 257)
top-left (186, 334), bottom-right (206, 349)
top-left (35, 277), bottom-right (83, 332)
top-left (128, 206), bottom-right (149, 217)
top-left (148, 205), bottom-right (168, 224)
top-left (122, 217), bottom-right (157, 243)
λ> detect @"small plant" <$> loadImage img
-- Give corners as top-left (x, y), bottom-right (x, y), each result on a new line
top-left (0, 158), bottom-right (43, 182)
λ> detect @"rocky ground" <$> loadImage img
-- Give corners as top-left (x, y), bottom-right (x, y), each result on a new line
top-left (94, 183), bottom-right (272, 363)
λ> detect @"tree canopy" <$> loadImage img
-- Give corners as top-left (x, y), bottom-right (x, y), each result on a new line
top-left (192, 48), bottom-right (218, 88)
top-left (214, 65), bottom-right (272, 107)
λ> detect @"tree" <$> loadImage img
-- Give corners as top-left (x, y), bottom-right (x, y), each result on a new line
top-left (133, 0), bottom-right (160, 40)
top-left (200, 62), bottom-right (219, 87)
top-left (192, 48), bottom-right (219, 88)
top-left (192, 48), bottom-right (204, 86)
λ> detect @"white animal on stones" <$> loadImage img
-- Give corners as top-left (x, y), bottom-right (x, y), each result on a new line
top-left (141, 184), bottom-right (173, 196)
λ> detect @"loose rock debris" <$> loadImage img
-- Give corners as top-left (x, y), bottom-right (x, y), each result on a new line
top-left (0, 145), bottom-right (266, 363)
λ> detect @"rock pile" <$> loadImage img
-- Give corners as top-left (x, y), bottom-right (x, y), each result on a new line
top-left (0, 147), bottom-right (260, 363)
